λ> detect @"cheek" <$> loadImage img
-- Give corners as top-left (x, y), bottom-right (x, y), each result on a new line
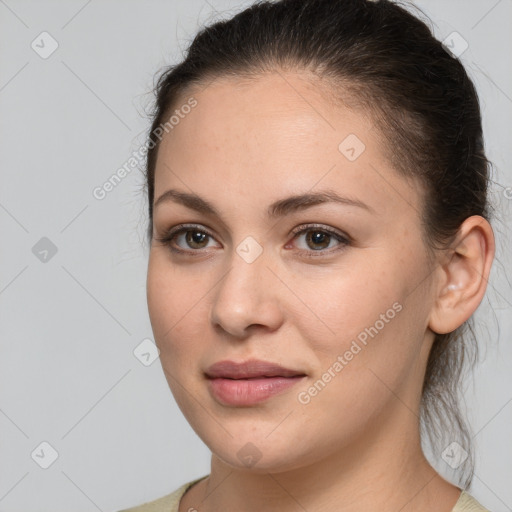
top-left (287, 269), bottom-right (421, 449)
top-left (146, 252), bottom-right (207, 363)
top-left (146, 252), bottom-right (212, 418)
top-left (290, 252), bottom-right (426, 397)
top-left (290, 258), bottom-right (404, 353)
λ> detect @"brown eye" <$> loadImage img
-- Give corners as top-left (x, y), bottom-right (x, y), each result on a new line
top-left (289, 224), bottom-right (351, 258)
top-left (155, 224), bottom-right (219, 254)
top-left (184, 230), bottom-right (210, 249)
top-left (304, 230), bottom-right (332, 250)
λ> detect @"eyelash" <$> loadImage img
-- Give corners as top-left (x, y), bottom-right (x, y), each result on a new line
top-left (154, 223), bottom-right (351, 259)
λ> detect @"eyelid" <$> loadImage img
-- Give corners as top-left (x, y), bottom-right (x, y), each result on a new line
top-left (287, 223), bottom-right (351, 258)
top-left (154, 223), bottom-right (219, 251)
top-left (289, 223), bottom-right (351, 242)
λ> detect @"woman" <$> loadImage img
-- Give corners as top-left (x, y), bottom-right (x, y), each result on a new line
top-left (121, 0), bottom-right (495, 510)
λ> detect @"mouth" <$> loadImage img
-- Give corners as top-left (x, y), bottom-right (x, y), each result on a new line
top-left (205, 358), bottom-right (306, 379)
top-left (205, 359), bottom-right (307, 406)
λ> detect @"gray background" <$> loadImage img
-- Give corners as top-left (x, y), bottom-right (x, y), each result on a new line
top-left (0, 1), bottom-right (511, 511)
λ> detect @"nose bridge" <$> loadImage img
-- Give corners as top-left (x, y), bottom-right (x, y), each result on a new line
top-left (210, 236), bottom-right (283, 336)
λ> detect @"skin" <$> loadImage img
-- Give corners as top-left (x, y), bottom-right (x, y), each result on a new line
top-left (146, 70), bottom-right (495, 512)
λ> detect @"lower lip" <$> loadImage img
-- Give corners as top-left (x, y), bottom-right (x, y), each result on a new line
top-left (207, 376), bottom-right (305, 406)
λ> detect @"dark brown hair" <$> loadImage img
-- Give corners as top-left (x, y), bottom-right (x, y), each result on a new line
top-left (142, 0), bottom-right (491, 489)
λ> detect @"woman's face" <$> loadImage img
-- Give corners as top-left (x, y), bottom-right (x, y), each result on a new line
top-left (147, 71), bottom-right (438, 472)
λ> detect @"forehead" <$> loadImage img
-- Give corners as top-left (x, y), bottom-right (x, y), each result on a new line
top-left (174, 71), bottom-right (375, 143)
top-left (154, 71), bottom-right (420, 221)
top-left (164, 71), bottom-right (375, 144)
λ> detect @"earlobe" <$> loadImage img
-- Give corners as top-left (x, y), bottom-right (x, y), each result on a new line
top-left (428, 216), bottom-right (495, 335)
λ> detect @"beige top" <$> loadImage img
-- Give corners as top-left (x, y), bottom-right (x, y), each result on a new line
top-left (119, 475), bottom-right (491, 512)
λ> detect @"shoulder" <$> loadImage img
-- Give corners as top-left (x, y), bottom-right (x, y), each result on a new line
top-left (452, 490), bottom-right (491, 512)
top-left (118, 479), bottom-right (490, 512)
top-left (117, 475), bottom-right (208, 512)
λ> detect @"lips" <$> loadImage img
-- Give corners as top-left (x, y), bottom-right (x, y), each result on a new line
top-left (204, 359), bottom-right (307, 405)
top-left (205, 358), bottom-right (306, 379)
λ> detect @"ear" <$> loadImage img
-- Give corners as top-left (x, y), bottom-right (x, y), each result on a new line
top-left (429, 215), bottom-right (495, 335)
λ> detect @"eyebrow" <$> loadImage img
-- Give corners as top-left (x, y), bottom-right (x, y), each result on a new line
top-left (153, 188), bottom-right (375, 218)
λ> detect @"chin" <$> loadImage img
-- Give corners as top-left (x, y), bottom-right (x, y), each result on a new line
top-left (214, 446), bottom-right (305, 474)
top-left (200, 427), bottom-right (325, 475)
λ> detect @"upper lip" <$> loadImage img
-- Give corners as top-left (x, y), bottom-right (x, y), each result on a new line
top-left (205, 359), bottom-right (306, 379)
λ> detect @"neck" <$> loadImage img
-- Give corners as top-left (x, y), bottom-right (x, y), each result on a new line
top-left (186, 396), bottom-right (461, 512)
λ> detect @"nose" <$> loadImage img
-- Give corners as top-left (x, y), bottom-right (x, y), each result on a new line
top-left (209, 245), bottom-right (285, 339)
